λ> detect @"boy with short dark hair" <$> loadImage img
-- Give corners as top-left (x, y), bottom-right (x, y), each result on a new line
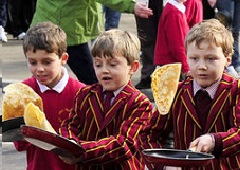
top-left (14, 21), bottom-right (86, 170)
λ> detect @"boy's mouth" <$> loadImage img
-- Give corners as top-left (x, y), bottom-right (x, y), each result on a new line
top-left (103, 77), bottom-right (112, 80)
top-left (198, 74), bottom-right (208, 79)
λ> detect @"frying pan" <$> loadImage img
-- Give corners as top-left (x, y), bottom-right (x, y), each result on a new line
top-left (21, 125), bottom-right (85, 158)
top-left (142, 148), bottom-right (214, 167)
top-left (2, 116), bottom-right (25, 142)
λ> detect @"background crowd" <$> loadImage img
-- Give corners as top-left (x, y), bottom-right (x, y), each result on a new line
top-left (1, 0), bottom-right (239, 85)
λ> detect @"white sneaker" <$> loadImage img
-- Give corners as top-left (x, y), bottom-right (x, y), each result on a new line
top-left (0, 25), bottom-right (8, 42)
top-left (17, 32), bottom-right (26, 40)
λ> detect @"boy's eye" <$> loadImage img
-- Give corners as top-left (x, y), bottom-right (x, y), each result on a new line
top-left (109, 60), bottom-right (118, 67)
top-left (28, 60), bottom-right (37, 65)
top-left (42, 60), bottom-right (52, 65)
top-left (189, 56), bottom-right (198, 61)
top-left (94, 61), bottom-right (102, 68)
top-left (206, 56), bottom-right (214, 61)
top-left (110, 63), bottom-right (117, 67)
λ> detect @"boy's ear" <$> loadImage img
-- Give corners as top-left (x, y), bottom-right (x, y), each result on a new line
top-left (61, 52), bottom-right (69, 65)
top-left (129, 60), bottom-right (140, 75)
top-left (225, 55), bottom-right (232, 67)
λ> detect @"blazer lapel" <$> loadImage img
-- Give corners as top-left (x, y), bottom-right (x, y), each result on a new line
top-left (181, 87), bottom-right (202, 129)
top-left (100, 82), bottom-right (135, 131)
top-left (88, 86), bottom-right (105, 132)
top-left (175, 74), bottom-right (236, 133)
top-left (204, 77), bottom-right (234, 132)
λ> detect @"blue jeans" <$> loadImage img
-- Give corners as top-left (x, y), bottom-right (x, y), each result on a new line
top-left (0, 0), bottom-right (7, 27)
top-left (103, 6), bottom-right (121, 31)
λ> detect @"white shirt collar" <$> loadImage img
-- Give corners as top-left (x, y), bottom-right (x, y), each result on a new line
top-left (193, 79), bottom-right (220, 99)
top-left (37, 67), bottom-right (69, 93)
top-left (103, 85), bottom-right (126, 97)
top-left (167, 0), bottom-right (186, 13)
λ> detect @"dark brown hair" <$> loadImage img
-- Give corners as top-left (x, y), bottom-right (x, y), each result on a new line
top-left (23, 21), bottom-right (67, 58)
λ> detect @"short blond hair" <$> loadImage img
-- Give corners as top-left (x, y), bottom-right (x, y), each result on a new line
top-left (91, 29), bottom-right (141, 65)
top-left (185, 19), bottom-right (234, 58)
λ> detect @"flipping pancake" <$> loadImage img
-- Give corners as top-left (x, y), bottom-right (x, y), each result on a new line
top-left (151, 64), bottom-right (181, 115)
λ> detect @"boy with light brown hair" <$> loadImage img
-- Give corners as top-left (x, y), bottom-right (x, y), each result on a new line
top-left (59, 29), bottom-right (153, 169)
top-left (140, 19), bottom-right (240, 170)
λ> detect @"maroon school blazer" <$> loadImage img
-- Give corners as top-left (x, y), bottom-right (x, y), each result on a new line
top-left (60, 81), bottom-right (153, 170)
top-left (140, 73), bottom-right (240, 170)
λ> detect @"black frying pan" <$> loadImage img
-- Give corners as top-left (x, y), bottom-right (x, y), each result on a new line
top-left (142, 148), bottom-right (215, 167)
top-left (2, 116), bottom-right (25, 142)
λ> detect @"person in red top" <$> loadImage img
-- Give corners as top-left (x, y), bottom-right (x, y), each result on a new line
top-left (14, 21), bottom-right (86, 170)
top-left (184, 0), bottom-right (203, 28)
top-left (154, 0), bottom-right (189, 78)
top-left (59, 29), bottom-right (153, 170)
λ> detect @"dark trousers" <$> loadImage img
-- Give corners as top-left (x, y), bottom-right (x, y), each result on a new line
top-left (135, 0), bottom-right (163, 80)
top-left (67, 43), bottom-right (97, 85)
top-left (7, 0), bottom-right (36, 36)
top-left (0, 0), bottom-right (7, 27)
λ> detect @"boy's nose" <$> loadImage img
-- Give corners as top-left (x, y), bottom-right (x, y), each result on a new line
top-left (102, 65), bottom-right (110, 72)
top-left (36, 65), bottom-right (44, 71)
top-left (198, 60), bottom-right (207, 69)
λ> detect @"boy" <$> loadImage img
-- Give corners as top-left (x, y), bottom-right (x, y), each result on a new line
top-left (59, 29), bottom-right (153, 169)
top-left (140, 19), bottom-right (240, 170)
top-left (14, 21), bottom-right (86, 170)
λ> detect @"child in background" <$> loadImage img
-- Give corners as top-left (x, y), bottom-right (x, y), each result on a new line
top-left (140, 19), bottom-right (240, 170)
top-left (154, 0), bottom-right (189, 78)
top-left (14, 21), bottom-right (86, 170)
top-left (59, 29), bottom-right (153, 169)
top-left (184, 0), bottom-right (203, 28)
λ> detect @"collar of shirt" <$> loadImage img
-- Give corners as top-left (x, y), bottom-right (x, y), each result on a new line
top-left (37, 67), bottom-right (69, 93)
top-left (193, 79), bottom-right (220, 99)
top-left (103, 85), bottom-right (126, 97)
top-left (167, 0), bottom-right (186, 13)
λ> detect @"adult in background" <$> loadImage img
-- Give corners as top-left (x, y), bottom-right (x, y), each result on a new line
top-left (31, 0), bottom-right (152, 85)
top-left (7, 0), bottom-right (36, 39)
top-left (103, 6), bottom-right (122, 31)
top-left (135, 0), bottom-right (163, 89)
top-left (202, 0), bottom-right (240, 75)
top-left (231, 0), bottom-right (240, 73)
top-left (0, 0), bottom-right (8, 42)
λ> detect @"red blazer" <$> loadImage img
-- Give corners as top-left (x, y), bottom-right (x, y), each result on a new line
top-left (60, 81), bottom-right (153, 170)
top-left (140, 73), bottom-right (240, 170)
top-left (154, 3), bottom-right (189, 73)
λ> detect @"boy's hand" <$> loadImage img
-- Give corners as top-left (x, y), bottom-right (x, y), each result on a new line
top-left (207, 0), bottom-right (217, 7)
top-left (189, 134), bottom-right (215, 153)
top-left (134, 3), bottom-right (153, 18)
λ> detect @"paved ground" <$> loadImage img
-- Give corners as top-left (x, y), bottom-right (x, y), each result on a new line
top-left (1, 14), bottom-right (152, 170)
